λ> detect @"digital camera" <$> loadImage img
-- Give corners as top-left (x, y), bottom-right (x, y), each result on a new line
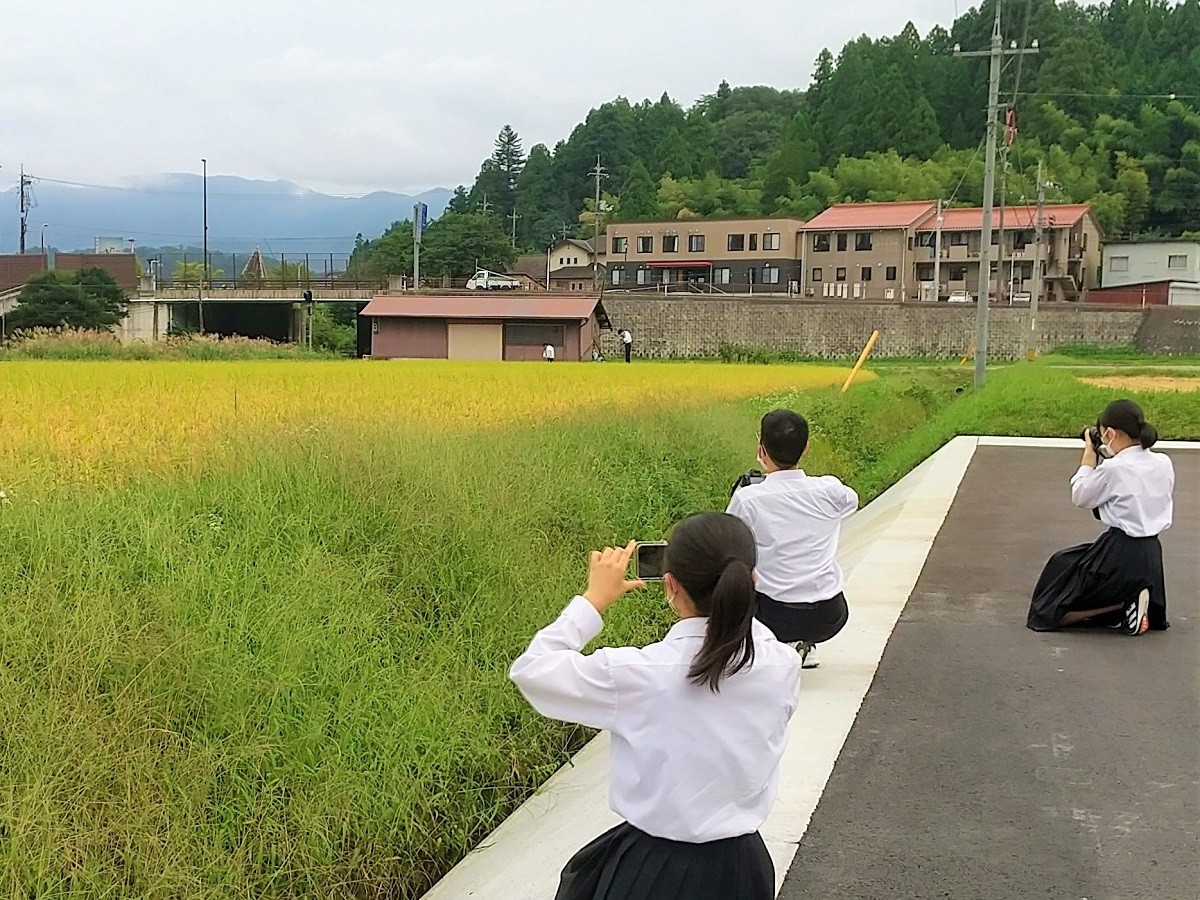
top-left (730, 469), bottom-right (767, 498)
top-left (1081, 424), bottom-right (1114, 459)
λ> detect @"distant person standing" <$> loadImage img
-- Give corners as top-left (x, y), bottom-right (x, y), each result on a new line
top-left (619, 328), bottom-right (633, 363)
top-left (543, 343), bottom-right (556, 363)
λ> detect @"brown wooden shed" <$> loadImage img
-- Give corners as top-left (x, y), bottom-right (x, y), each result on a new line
top-left (359, 294), bottom-right (611, 361)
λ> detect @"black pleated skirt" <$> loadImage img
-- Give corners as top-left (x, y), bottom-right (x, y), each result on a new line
top-left (1027, 527), bottom-right (1168, 632)
top-left (555, 822), bottom-right (774, 900)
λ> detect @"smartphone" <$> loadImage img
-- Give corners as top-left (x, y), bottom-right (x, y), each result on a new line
top-left (634, 541), bottom-right (668, 582)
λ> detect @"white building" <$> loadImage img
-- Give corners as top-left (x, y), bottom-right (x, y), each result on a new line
top-left (1102, 239), bottom-right (1200, 288)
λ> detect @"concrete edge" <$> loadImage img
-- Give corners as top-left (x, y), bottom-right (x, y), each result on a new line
top-left (978, 436), bottom-right (1199, 450)
top-left (423, 436), bottom-right (984, 900)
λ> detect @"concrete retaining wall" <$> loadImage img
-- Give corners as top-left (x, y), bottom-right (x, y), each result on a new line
top-left (599, 296), bottom-right (1147, 360)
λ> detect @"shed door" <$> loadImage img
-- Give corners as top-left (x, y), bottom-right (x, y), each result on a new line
top-left (447, 322), bottom-right (503, 360)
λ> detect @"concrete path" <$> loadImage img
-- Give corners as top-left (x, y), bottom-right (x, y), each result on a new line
top-left (423, 439), bottom-right (1199, 900)
top-left (779, 443), bottom-right (1199, 900)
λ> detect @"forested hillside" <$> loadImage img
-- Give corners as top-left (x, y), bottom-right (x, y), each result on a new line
top-left (353, 0), bottom-right (1200, 277)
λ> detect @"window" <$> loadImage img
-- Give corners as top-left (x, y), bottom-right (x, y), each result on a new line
top-left (812, 233), bottom-right (831, 252)
top-left (918, 232), bottom-right (935, 247)
top-left (663, 235), bottom-right (678, 253)
top-left (1168, 254), bottom-right (1188, 269)
top-left (688, 234), bottom-right (705, 252)
top-left (917, 263), bottom-right (934, 282)
top-left (991, 230), bottom-right (999, 245)
top-left (637, 236), bottom-right (653, 253)
top-left (855, 233), bottom-right (873, 251)
top-left (886, 266), bottom-right (897, 281)
top-left (763, 265), bottom-right (780, 284)
top-left (559, 257), bottom-right (565, 265)
top-left (950, 232), bottom-right (968, 246)
top-left (861, 267), bottom-right (873, 282)
top-left (812, 267), bottom-right (823, 282)
top-left (749, 233), bottom-right (758, 252)
top-left (727, 233), bottom-right (745, 252)
top-left (715, 267), bottom-right (731, 285)
top-left (636, 268), bottom-right (649, 285)
top-left (507, 323), bottom-right (565, 347)
top-left (611, 236), bottom-right (628, 254)
top-left (611, 268), bottom-right (621, 285)
top-left (837, 233), bottom-right (848, 251)
top-left (1109, 256), bottom-right (1130, 272)
top-left (836, 267), bottom-right (847, 282)
top-left (764, 232), bottom-right (780, 251)
top-left (948, 265), bottom-right (967, 281)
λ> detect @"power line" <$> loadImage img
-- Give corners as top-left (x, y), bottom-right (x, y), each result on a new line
top-left (1014, 91), bottom-right (1198, 99)
top-left (27, 174), bottom-right (414, 201)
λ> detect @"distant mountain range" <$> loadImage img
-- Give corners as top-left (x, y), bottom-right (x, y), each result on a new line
top-left (0, 174), bottom-right (452, 257)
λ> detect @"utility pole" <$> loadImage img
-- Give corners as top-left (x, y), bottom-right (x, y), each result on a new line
top-left (955, 1), bottom-right (1037, 388)
top-left (509, 208), bottom-right (520, 247)
top-left (997, 146), bottom-right (1008, 304)
top-left (18, 166), bottom-right (34, 254)
top-left (1028, 159), bottom-right (1046, 362)
top-left (589, 155), bottom-right (607, 292)
top-left (933, 199), bottom-right (944, 302)
top-left (199, 158), bottom-right (207, 333)
top-left (413, 202), bottom-right (423, 290)
top-left (478, 194), bottom-right (492, 216)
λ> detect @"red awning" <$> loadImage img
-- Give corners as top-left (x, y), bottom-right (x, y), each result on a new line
top-left (645, 261), bottom-right (712, 268)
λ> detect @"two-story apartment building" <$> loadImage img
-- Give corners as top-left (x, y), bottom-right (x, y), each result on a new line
top-left (1102, 239), bottom-right (1200, 288)
top-left (913, 204), bottom-right (1100, 302)
top-left (605, 217), bottom-right (807, 293)
top-left (800, 202), bottom-right (936, 301)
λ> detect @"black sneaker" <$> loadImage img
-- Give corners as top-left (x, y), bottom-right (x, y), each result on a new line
top-left (1121, 589), bottom-right (1151, 636)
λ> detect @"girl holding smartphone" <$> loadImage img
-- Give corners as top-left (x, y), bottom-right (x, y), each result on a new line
top-left (510, 513), bottom-right (801, 899)
top-left (1027, 399), bottom-right (1175, 634)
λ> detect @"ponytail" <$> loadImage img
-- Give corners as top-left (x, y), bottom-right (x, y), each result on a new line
top-left (1099, 399), bottom-right (1158, 450)
top-left (664, 513), bottom-right (760, 692)
top-left (1139, 422), bottom-right (1159, 449)
top-left (688, 559), bottom-right (757, 692)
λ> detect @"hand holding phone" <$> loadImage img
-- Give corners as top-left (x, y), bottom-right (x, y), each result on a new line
top-left (584, 541), bottom-right (646, 613)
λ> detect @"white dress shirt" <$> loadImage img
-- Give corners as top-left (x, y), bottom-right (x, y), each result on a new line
top-left (726, 469), bottom-right (858, 605)
top-left (543, 344), bottom-right (555, 360)
top-left (1070, 446), bottom-right (1175, 538)
top-left (510, 597), bottom-right (801, 842)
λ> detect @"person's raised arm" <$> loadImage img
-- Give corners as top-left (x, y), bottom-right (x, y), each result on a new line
top-left (509, 543), bottom-right (644, 731)
top-left (1070, 454), bottom-right (1113, 510)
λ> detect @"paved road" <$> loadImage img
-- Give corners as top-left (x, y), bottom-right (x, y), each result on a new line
top-left (779, 446), bottom-right (1199, 900)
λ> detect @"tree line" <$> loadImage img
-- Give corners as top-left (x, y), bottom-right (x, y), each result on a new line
top-left (352, 0), bottom-right (1200, 279)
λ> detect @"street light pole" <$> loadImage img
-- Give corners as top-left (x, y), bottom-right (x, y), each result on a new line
top-left (41, 224), bottom-right (48, 257)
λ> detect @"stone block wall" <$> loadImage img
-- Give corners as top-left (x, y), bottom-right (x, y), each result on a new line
top-left (600, 296), bottom-right (1146, 360)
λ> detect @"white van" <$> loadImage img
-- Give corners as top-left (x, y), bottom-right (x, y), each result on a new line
top-left (948, 290), bottom-right (973, 303)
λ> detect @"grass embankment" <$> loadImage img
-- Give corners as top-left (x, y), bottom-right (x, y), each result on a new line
top-left (0, 361), bottom-right (1195, 898)
top-left (0, 329), bottom-right (339, 361)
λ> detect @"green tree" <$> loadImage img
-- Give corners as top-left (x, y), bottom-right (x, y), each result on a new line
top-left (172, 260), bottom-right (224, 288)
top-left (1114, 152), bottom-right (1151, 234)
top-left (616, 159), bottom-right (661, 221)
top-left (493, 125), bottom-right (526, 189)
top-left (760, 113), bottom-right (822, 213)
top-left (515, 143), bottom-right (567, 249)
top-left (7, 269), bottom-right (129, 331)
top-left (310, 305), bottom-right (357, 356)
top-left (446, 186), bottom-right (472, 214)
top-left (422, 212), bottom-right (517, 278)
top-left (654, 127), bottom-right (694, 178)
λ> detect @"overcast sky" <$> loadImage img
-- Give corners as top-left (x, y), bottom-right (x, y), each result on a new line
top-left (3, 0), bottom-right (1029, 196)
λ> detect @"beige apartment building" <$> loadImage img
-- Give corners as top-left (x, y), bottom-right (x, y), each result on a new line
top-left (799, 201), bottom-right (1101, 303)
top-left (605, 217), bottom-right (807, 293)
top-left (913, 204), bottom-right (1101, 302)
top-left (801, 202), bottom-right (936, 301)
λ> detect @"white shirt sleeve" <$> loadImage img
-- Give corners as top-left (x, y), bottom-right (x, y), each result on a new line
top-left (1070, 464), bottom-right (1113, 510)
top-left (725, 490), bottom-right (748, 522)
top-left (838, 483), bottom-right (859, 517)
top-left (509, 596), bottom-right (618, 732)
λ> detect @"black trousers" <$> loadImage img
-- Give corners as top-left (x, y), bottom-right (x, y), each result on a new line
top-left (755, 591), bottom-right (849, 644)
top-left (557, 822), bottom-right (773, 900)
top-left (624, 343), bottom-right (632, 362)
top-left (1027, 527), bottom-right (1168, 631)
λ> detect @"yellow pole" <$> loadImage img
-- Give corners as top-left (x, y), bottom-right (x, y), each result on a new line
top-left (841, 329), bottom-right (880, 393)
top-left (959, 342), bottom-right (975, 367)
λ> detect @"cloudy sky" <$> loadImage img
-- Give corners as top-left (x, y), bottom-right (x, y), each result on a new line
top-left (4, 0), bottom-right (1013, 196)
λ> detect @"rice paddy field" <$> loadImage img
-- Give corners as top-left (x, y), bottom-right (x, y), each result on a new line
top-left (0, 358), bottom-right (1197, 898)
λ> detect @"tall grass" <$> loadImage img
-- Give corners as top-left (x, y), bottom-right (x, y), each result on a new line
top-left (0, 328), bottom-right (337, 361)
top-left (0, 363), bottom-right (1195, 897)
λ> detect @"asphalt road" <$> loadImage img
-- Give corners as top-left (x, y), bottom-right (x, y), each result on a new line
top-left (779, 446), bottom-right (1199, 900)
